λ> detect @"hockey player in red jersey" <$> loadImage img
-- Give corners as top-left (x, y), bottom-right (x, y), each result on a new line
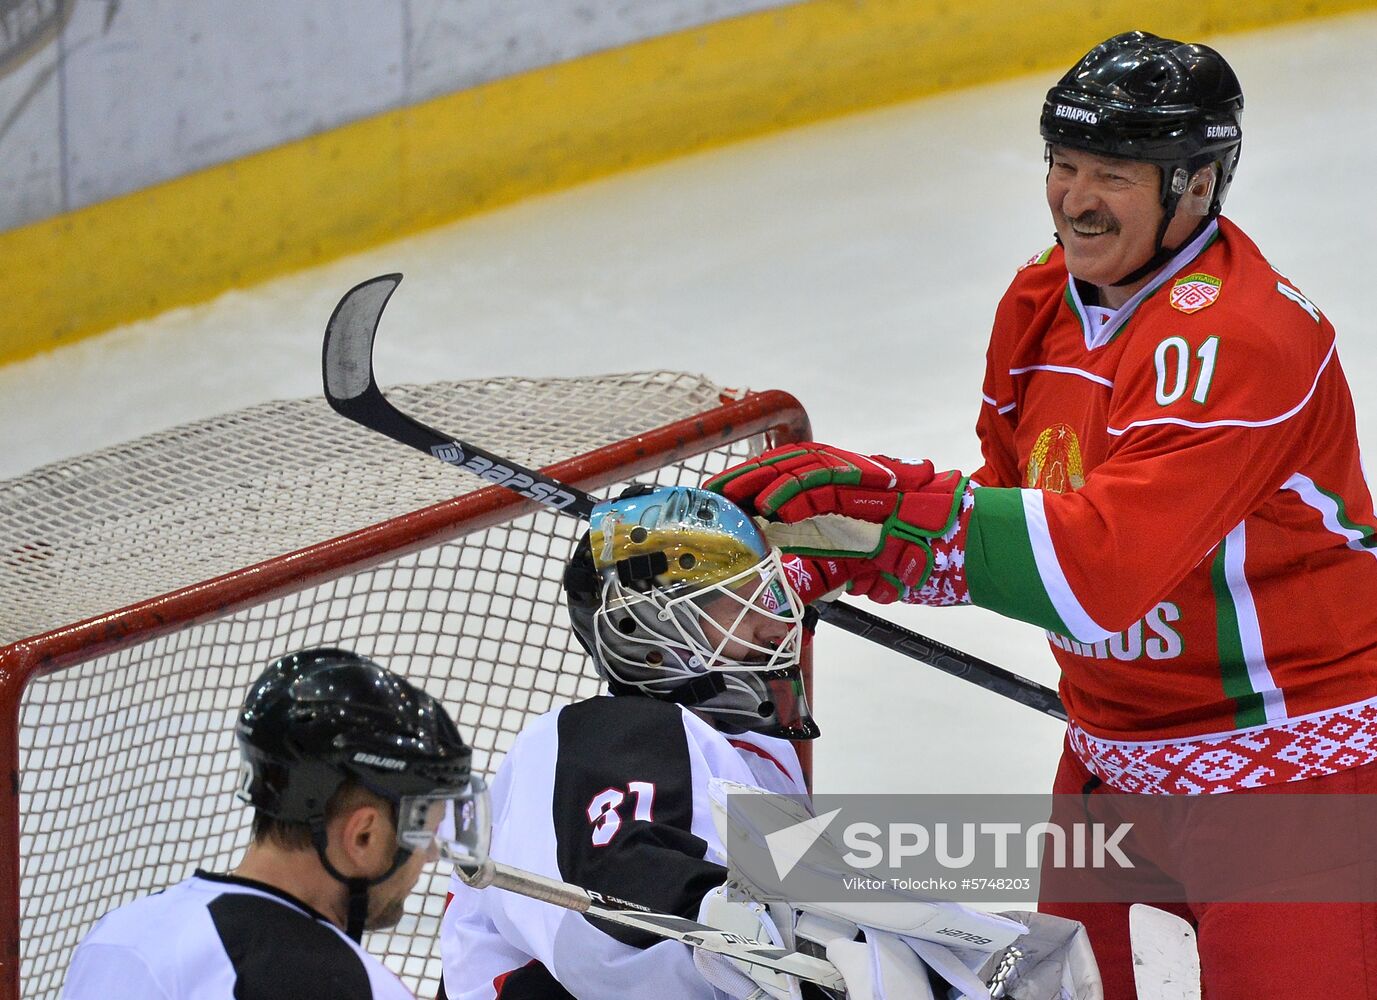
top-left (709, 31), bottom-right (1377, 999)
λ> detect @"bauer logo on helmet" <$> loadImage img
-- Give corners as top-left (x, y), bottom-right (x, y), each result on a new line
top-left (353, 752), bottom-right (408, 771)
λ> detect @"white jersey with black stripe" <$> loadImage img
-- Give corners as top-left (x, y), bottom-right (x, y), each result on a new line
top-left (440, 696), bottom-right (807, 1000)
top-left (62, 871), bottom-right (413, 1000)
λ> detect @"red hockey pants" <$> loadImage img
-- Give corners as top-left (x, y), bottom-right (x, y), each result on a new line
top-left (1039, 744), bottom-right (1377, 999)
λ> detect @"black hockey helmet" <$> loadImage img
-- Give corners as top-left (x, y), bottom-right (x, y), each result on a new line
top-left (236, 647), bottom-right (486, 939)
top-left (236, 647), bottom-right (473, 821)
top-left (1041, 31), bottom-right (1244, 220)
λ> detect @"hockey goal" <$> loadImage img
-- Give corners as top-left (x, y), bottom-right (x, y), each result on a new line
top-left (0, 372), bottom-right (811, 1000)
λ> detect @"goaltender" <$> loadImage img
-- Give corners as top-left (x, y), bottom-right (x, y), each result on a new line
top-left (441, 485), bottom-right (1100, 1000)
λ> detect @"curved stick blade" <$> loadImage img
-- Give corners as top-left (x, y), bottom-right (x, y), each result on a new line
top-left (322, 273), bottom-right (402, 406)
top-left (318, 272), bottom-right (596, 518)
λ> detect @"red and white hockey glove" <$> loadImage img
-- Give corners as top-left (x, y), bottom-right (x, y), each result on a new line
top-left (708, 443), bottom-right (937, 519)
top-left (776, 551), bottom-right (863, 605)
top-left (709, 443), bottom-right (973, 605)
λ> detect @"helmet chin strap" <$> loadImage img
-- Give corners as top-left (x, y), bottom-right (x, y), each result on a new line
top-left (310, 822), bottom-right (413, 942)
top-left (603, 670), bottom-right (727, 705)
top-left (1051, 161), bottom-right (1213, 295)
top-left (1107, 213), bottom-right (1213, 289)
top-left (1109, 164), bottom-right (1212, 289)
top-left (662, 671), bottom-right (729, 705)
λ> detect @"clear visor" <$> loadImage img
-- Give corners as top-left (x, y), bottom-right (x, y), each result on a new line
top-left (661, 547), bottom-right (804, 672)
top-left (396, 775), bottom-right (491, 866)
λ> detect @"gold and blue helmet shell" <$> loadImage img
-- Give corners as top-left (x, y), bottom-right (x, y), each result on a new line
top-left (588, 485), bottom-right (782, 601)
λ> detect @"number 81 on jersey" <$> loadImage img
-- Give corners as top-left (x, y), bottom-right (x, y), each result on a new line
top-left (587, 782), bottom-right (657, 846)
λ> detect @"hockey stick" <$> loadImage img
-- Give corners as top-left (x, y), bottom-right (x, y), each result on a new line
top-left (813, 602), bottom-right (1067, 721)
top-left (454, 856), bottom-right (846, 991)
top-left (321, 273), bottom-right (1066, 721)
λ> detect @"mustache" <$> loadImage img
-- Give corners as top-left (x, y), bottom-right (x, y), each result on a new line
top-left (1065, 210), bottom-right (1119, 232)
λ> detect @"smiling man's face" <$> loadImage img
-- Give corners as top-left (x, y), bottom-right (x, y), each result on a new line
top-left (1045, 145), bottom-right (1206, 307)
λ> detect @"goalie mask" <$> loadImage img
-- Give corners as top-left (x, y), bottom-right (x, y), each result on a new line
top-left (563, 485), bottom-right (817, 740)
top-left (236, 647), bottom-right (490, 940)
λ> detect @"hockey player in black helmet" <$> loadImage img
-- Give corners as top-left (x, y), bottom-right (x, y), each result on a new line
top-left (64, 648), bottom-right (488, 1000)
top-left (1041, 30), bottom-right (1243, 296)
top-left (709, 26), bottom-right (1377, 1000)
top-left (234, 648), bottom-right (488, 940)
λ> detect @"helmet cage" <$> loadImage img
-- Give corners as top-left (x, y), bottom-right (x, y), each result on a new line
top-left (590, 547), bottom-right (804, 690)
top-left (567, 486), bottom-right (817, 738)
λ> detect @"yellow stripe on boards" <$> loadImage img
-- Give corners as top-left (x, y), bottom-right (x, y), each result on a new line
top-left (5, 0), bottom-right (1374, 363)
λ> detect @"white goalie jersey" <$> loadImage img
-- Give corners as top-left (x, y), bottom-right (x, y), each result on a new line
top-left (440, 695), bottom-right (807, 1000)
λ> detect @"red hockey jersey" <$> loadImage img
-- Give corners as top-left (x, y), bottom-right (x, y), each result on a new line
top-left (963, 218), bottom-right (1377, 785)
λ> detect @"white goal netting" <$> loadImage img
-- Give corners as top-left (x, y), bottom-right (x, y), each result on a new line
top-left (1, 372), bottom-right (809, 1000)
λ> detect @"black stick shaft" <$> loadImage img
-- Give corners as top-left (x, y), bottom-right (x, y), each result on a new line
top-left (322, 273), bottom-right (1069, 723)
top-left (816, 602), bottom-right (1067, 721)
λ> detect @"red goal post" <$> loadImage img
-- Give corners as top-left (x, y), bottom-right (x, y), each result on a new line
top-left (0, 372), bottom-right (811, 1000)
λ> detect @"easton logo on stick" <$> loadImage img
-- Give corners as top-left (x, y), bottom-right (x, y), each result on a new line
top-left (430, 442), bottom-right (581, 509)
